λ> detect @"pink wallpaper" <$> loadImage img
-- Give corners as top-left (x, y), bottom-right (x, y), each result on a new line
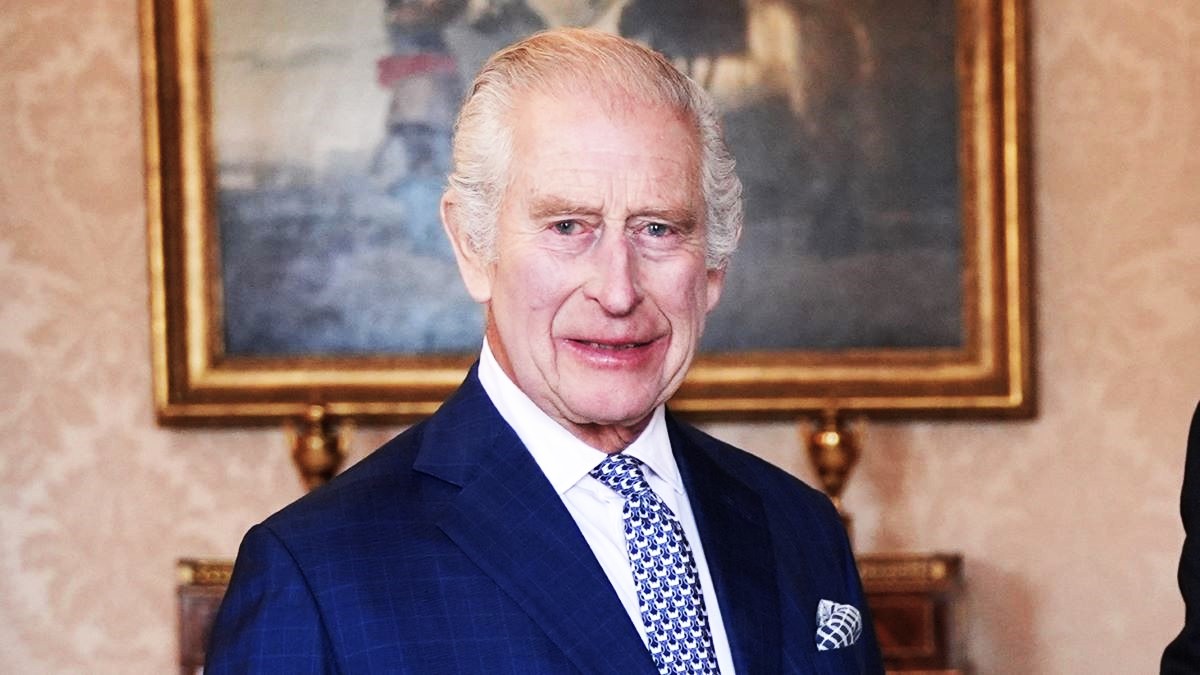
top-left (1, 0), bottom-right (1197, 672)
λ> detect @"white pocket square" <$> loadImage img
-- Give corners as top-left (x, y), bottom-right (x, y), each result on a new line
top-left (815, 599), bottom-right (863, 651)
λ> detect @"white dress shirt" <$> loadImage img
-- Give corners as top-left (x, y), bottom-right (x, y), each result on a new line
top-left (478, 341), bottom-right (736, 674)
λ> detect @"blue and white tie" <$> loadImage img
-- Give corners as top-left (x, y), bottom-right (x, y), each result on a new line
top-left (590, 454), bottom-right (720, 675)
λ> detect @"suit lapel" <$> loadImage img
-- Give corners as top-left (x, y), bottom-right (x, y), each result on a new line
top-left (669, 417), bottom-right (788, 675)
top-left (416, 372), bottom-right (657, 675)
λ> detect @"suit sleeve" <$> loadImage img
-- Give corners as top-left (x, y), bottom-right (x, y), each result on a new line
top-left (836, 514), bottom-right (885, 674)
top-left (1163, 402), bottom-right (1200, 674)
top-left (206, 524), bottom-right (339, 675)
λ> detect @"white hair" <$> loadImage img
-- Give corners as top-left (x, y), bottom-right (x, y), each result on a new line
top-left (445, 28), bottom-right (743, 269)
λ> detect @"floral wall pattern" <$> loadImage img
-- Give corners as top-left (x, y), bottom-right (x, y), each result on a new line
top-left (1, 0), bottom-right (1197, 672)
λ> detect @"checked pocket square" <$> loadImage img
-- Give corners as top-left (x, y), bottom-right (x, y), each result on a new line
top-left (815, 599), bottom-right (863, 651)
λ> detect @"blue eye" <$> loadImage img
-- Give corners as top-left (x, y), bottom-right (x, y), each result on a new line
top-left (553, 220), bottom-right (580, 235)
top-left (645, 222), bottom-right (671, 237)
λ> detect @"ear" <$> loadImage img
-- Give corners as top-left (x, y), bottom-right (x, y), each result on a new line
top-left (441, 191), bottom-right (493, 304)
top-left (705, 264), bottom-right (726, 313)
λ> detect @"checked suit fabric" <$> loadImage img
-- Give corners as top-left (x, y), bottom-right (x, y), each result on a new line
top-left (590, 454), bottom-right (721, 675)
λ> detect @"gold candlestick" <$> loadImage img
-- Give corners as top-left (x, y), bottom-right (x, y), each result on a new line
top-left (285, 405), bottom-right (352, 491)
top-left (805, 408), bottom-right (862, 537)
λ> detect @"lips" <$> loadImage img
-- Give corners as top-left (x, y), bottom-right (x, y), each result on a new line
top-left (576, 340), bottom-right (652, 350)
top-left (560, 335), bottom-right (665, 367)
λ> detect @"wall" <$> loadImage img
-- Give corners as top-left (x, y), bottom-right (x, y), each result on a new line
top-left (1, 0), bottom-right (1197, 672)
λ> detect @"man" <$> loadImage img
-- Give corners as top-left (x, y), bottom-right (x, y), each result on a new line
top-left (1164, 402), bottom-right (1200, 673)
top-left (207, 28), bottom-right (882, 674)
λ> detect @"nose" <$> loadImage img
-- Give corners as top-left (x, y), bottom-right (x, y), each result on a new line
top-left (583, 229), bottom-right (642, 316)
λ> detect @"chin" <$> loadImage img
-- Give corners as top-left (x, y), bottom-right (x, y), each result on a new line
top-left (564, 393), bottom-right (659, 428)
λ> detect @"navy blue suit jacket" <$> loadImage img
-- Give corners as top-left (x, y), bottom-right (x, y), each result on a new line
top-left (207, 368), bottom-right (883, 673)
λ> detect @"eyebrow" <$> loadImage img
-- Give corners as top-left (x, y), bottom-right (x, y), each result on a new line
top-left (528, 196), bottom-right (700, 230)
top-left (528, 195), bottom-right (600, 220)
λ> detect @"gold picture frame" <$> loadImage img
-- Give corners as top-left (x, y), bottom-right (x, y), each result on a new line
top-left (141, 0), bottom-right (1033, 426)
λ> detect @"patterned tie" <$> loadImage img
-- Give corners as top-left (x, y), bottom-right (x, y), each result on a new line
top-left (590, 454), bottom-right (720, 675)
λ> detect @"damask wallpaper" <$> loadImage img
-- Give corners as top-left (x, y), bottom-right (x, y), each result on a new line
top-left (1, 0), bottom-right (1197, 672)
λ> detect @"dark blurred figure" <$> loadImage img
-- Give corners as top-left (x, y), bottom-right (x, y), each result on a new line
top-left (1163, 402), bottom-right (1200, 673)
top-left (618, 0), bottom-right (747, 86)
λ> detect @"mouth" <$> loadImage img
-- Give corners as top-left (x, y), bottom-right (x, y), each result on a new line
top-left (573, 339), bottom-right (653, 350)
top-left (561, 336), bottom-right (665, 367)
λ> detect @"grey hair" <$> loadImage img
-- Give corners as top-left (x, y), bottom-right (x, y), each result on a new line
top-left (445, 28), bottom-right (743, 269)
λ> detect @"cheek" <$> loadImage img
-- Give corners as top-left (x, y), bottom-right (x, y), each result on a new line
top-left (658, 270), bottom-right (712, 328)
top-left (501, 256), bottom-right (576, 315)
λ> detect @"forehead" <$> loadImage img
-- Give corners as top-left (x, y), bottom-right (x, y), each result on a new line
top-left (507, 89), bottom-right (703, 206)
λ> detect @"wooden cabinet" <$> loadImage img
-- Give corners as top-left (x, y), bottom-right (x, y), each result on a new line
top-left (859, 553), bottom-right (964, 674)
top-left (177, 560), bottom-right (232, 675)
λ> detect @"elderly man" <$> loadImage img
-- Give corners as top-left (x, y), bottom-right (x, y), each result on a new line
top-left (207, 28), bottom-right (882, 674)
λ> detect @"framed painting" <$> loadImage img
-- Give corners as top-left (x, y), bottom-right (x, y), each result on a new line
top-left (141, 0), bottom-right (1033, 425)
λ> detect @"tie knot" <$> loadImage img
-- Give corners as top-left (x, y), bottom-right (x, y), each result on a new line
top-left (589, 454), bottom-right (652, 500)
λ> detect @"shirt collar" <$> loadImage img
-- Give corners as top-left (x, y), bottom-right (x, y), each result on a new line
top-left (477, 339), bottom-right (682, 496)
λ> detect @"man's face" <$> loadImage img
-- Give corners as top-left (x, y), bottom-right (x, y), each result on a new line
top-left (448, 90), bottom-right (725, 448)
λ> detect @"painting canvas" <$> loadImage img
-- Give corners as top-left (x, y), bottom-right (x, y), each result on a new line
top-left (142, 0), bottom-right (1032, 422)
top-left (209, 0), bottom-right (960, 357)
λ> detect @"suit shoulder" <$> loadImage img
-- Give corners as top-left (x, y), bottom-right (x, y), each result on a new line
top-left (258, 420), bottom-right (430, 536)
top-left (251, 373), bottom-right (504, 550)
top-left (673, 420), bottom-right (835, 513)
